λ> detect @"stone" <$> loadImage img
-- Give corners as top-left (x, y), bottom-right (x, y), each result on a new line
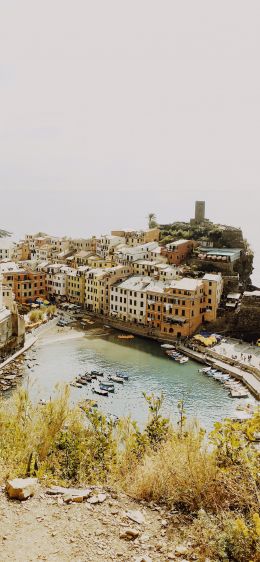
top-left (97, 493), bottom-right (107, 503)
top-left (87, 495), bottom-right (100, 504)
top-left (167, 553), bottom-right (176, 560)
top-left (46, 486), bottom-right (91, 500)
top-left (175, 545), bottom-right (189, 556)
top-left (110, 507), bottom-right (119, 515)
top-left (63, 494), bottom-right (84, 504)
top-left (125, 510), bottom-right (145, 525)
top-left (119, 527), bottom-right (140, 540)
top-left (6, 478), bottom-right (38, 501)
top-left (135, 557), bottom-right (153, 562)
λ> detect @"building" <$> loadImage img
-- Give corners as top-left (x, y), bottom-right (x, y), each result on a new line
top-left (109, 274), bottom-right (223, 338)
top-left (110, 276), bottom-right (151, 324)
top-left (130, 261), bottom-right (181, 280)
top-left (70, 238), bottom-right (97, 253)
top-left (111, 228), bottom-right (160, 246)
top-left (85, 265), bottom-right (131, 314)
top-left (0, 239), bottom-right (15, 262)
top-left (66, 267), bottom-right (87, 305)
top-left (0, 274), bottom-right (25, 359)
top-left (96, 235), bottom-right (125, 258)
top-left (114, 241), bottom-right (159, 264)
top-left (146, 278), bottom-right (206, 337)
top-left (0, 263), bottom-right (46, 303)
top-left (190, 201), bottom-right (207, 224)
top-left (194, 247), bottom-right (242, 274)
top-left (46, 264), bottom-right (69, 301)
top-left (202, 273), bottom-right (223, 321)
top-left (161, 239), bottom-right (195, 265)
top-left (241, 290), bottom-right (260, 308)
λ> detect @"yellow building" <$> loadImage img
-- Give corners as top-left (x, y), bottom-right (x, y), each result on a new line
top-left (85, 265), bottom-right (131, 314)
top-left (202, 274), bottom-right (223, 322)
top-left (66, 268), bottom-right (87, 305)
top-left (111, 228), bottom-right (160, 246)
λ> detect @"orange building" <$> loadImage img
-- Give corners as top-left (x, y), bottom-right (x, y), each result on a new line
top-left (146, 278), bottom-right (205, 337)
top-left (12, 271), bottom-right (46, 303)
top-left (161, 239), bottom-right (195, 265)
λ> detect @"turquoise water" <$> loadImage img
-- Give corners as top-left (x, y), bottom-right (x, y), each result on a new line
top-left (20, 327), bottom-right (245, 431)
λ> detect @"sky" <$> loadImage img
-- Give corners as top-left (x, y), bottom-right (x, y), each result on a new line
top-left (0, 1), bottom-right (259, 283)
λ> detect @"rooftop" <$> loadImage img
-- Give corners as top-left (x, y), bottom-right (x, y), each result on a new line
top-left (203, 273), bottom-right (222, 282)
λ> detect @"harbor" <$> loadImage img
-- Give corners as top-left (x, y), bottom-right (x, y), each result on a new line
top-left (1, 322), bottom-right (256, 431)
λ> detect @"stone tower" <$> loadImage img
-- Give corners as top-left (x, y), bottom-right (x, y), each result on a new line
top-left (194, 201), bottom-right (205, 223)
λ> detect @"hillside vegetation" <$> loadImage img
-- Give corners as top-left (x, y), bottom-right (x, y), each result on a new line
top-left (0, 388), bottom-right (259, 560)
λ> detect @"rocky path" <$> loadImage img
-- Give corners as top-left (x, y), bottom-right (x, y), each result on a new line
top-left (0, 484), bottom-right (192, 562)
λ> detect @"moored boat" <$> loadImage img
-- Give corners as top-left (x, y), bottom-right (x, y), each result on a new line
top-left (93, 388), bottom-right (108, 396)
top-left (99, 382), bottom-right (115, 393)
top-left (109, 375), bottom-right (124, 384)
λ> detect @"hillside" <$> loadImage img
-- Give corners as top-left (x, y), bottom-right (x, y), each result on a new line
top-left (0, 389), bottom-right (259, 561)
top-left (159, 221), bottom-right (254, 288)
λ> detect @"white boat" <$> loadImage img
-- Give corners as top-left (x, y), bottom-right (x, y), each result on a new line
top-left (178, 357), bottom-right (189, 364)
top-left (161, 344), bottom-right (175, 350)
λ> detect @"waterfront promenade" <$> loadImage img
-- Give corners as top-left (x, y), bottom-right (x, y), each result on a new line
top-left (177, 343), bottom-right (260, 400)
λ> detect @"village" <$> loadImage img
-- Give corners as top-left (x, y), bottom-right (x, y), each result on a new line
top-left (0, 201), bottom-right (259, 364)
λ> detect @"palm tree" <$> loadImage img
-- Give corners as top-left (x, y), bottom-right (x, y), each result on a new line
top-left (147, 213), bottom-right (157, 229)
top-left (0, 229), bottom-right (11, 238)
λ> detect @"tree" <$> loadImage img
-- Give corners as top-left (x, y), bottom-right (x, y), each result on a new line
top-left (147, 213), bottom-right (157, 229)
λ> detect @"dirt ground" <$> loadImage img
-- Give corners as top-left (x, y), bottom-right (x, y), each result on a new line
top-left (0, 485), bottom-right (190, 562)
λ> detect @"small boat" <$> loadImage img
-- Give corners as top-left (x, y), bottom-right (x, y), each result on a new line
top-left (109, 375), bottom-right (124, 384)
top-left (118, 334), bottom-right (134, 340)
top-left (178, 357), bottom-right (189, 364)
top-left (93, 388), bottom-right (108, 396)
top-left (161, 344), bottom-right (175, 350)
top-left (100, 382), bottom-right (115, 393)
top-left (91, 370), bottom-right (104, 377)
top-left (229, 389), bottom-right (249, 399)
top-left (116, 372), bottom-right (129, 380)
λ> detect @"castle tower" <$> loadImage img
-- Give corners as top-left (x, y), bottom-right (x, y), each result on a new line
top-left (194, 201), bottom-right (205, 223)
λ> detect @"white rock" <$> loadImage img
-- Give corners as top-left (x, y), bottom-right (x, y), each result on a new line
top-left (125, 509), bottom-right (145, 525)
top-left (87, 495), bottom-right (100, 504)
top-left (6, 478), bottom-right (38, 501)
top-left (135, 556), bottom-right (153, 562)
top-left (97, 493), bottom-right (107, 503)
top-left (175, 545), bottom-right (189, 556)
top-left (46, 486), bottom-right (91, 499)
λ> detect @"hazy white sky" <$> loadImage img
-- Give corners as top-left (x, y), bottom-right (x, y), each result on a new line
top-left (0, 1), bottom-right (259, 280)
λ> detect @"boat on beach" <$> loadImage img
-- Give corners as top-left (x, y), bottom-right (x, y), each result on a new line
top-left (109, 375), bottom-right (124, 384)
top-left (91, 370), bottom-right (104, 377)
top-left (93, 388), bottom-right (108, 396)
top-left (99, 382), bottom-right (115, 393)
